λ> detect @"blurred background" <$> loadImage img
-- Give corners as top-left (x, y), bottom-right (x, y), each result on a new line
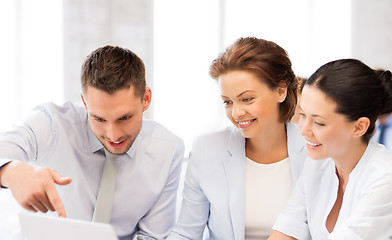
top-left (0, 0), bottom-right (391, 238)
top-left (0, 0), bottom-right (391, 154)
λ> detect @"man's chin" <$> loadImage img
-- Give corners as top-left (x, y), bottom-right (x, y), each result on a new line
top-left (101, 142), bottom-right (132, 155)
top-left (105, 145), bottom-right (131, 155)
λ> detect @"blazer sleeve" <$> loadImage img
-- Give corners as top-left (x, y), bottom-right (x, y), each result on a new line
top-left (168, 138), bottom-right (210, 240)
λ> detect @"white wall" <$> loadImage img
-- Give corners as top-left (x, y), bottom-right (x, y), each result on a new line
top-left (352, 0), bottom-right (392, 70)
top-left (63, 0), bottom-right (154, 118)
top-left (2, 0), bottom-right (392, 148)
top-left (0, 0), bottom-right (63, 132)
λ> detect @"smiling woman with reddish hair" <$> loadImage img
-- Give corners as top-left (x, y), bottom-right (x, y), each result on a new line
top-left (169, 37), bottom-right (307, 240)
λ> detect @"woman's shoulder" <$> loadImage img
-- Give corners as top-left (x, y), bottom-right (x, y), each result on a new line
top-left (365, 141), bottom-right (392, 176)
top-left (286, 122), bottom-right (304, 140)
top-left (190, 125), bottom-right (244, 156)
top-left (286, 122), bottom-right (307, 153)
top-left (194, 125), bottom-right (241, 144)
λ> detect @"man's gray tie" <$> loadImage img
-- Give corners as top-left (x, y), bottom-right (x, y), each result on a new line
top-left (92, 149), bottom-right (117, 223)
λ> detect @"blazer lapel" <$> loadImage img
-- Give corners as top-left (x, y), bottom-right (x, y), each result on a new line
top-left (286, 122), bottom-right (307, 180)
top-left (222, 128), bottom-right (246, 240)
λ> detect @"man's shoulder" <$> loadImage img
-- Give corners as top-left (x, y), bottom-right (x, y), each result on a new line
top-left (141, 119), bottom-right (184, 146)
top-left (33, 101), bottom-right (87, 124)
top-left (136, 120), bottom-right (185, 162)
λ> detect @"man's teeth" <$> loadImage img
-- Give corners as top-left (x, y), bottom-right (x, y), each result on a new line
top-left (238, 120), bottom-right (253, 125)
top-left (307, 141), bottom-right (321, 146)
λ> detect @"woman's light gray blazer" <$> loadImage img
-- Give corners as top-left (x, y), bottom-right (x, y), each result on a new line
top-left (168, 122), bottom-right (307, 240)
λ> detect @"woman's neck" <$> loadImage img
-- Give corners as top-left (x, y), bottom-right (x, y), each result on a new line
top-left (245, 123), bottom-right (287, 164)
top-left (333, 140), bottom-right (368, 181)
top-left (326, 140), bottom-right (368, 233)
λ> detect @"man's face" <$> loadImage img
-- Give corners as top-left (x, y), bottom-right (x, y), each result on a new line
top-left (83, 86), bottom-right (151, 155)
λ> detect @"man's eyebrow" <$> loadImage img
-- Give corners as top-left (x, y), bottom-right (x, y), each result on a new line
top-left (89, 111), bottom-right (135, 120)
top-left (89, 113), bottom-right (103, 119)
top-left (117, 112), bottom-right (134, 119)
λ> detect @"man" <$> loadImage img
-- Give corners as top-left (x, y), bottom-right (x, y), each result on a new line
top-left (373, 113), bottom-right (392, 151)
top-left (0, 46), bottom-right (184, 239)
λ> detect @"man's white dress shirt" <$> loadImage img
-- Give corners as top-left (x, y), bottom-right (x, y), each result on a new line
top-left (0, 101), bottom-right (185, 239)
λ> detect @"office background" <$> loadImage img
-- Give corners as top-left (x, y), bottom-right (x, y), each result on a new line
top-left (0, 0), bottom-right (391, 238)
top-left (1, 0), bottom-right (392, 154)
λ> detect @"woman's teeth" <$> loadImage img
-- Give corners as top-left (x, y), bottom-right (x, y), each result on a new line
top-left (307, 140), bottom-right (321, 146)
top-left (238, 119), bottom-right (254, 126)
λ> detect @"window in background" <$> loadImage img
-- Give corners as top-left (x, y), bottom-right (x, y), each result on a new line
top-left (0, 1), bottom-right (63, 237)
top-left (223, 0), bottom-right (352, 77)
top-left (0, 0), bottom-right (352, 150)
top-left (0, 0), bottom-right (63, 132)
top-left (153, 0), bottom-right (227, 154)
top-left (153, 0), bottom-right (352, 154)
top-left (0, 1), bottom-right (18, 132)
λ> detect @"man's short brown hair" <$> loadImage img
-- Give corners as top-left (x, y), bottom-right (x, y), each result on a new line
top-left (81, 45), bottom-right (146, 98)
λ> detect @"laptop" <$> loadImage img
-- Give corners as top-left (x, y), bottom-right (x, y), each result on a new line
top-left (19, 213), bottom-right (119, 240)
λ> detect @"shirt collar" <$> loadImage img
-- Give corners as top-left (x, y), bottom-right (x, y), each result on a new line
top-left (348, 141), bottom-right (376, 180)
top-left (87, 120), bottom-right (103, 153)
top-left (87, 120), bottom-right (143, 158)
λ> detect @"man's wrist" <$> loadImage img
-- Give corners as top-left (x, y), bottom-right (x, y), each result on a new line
top-left (0, 161), bottom-right (13, 188)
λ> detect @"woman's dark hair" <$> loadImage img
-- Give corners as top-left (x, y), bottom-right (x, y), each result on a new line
top-left (209, 37), bottom-right (297, 123)
top-left (306, 58), bottom-right (392, 142)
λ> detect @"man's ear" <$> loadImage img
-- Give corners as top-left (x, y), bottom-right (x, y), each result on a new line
top-left (277, 82), bottom-right (288, 103)
top-left (142, 87), bottom-right (152, 112)
top-left (352, 117), bottom-right (370, 138)
top-left (80, 93), bottom-right (88, 111)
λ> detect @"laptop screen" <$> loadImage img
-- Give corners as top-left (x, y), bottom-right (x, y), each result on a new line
top-left (19, 213), bottom-right (119, 240)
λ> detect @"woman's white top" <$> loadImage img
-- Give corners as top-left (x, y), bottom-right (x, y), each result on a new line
top-left (245, 157), bottom-right (292, 240)
top-left (273, 141), bottom-right (392, 240)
